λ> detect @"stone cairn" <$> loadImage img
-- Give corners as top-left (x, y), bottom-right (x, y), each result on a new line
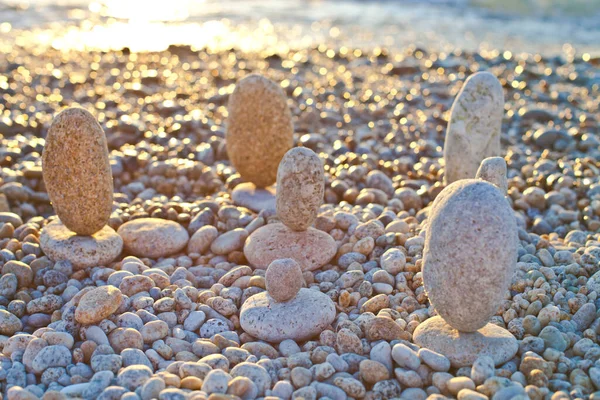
top-left (226, 74), bottom-right (294, 212)
top-left (243, 147), bottom-right (337, 271)
top-left (443, 71), bottom-right (504, 185)
top-left (413, 176), bottom-right (519, 367)
top-left (240, 147), bottom-right (336, 342)
top-left (40, 108), bottom-right (123, 270)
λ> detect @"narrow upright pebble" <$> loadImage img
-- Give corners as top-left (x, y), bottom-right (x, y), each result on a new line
top-left (444, 72), bottom-right (504, 184)
top-left (476, 156), bottom-right (508, 194)
top-left (42, 107), bottom-right (113, 235)
top-left (226, 74), bottom-right (294, 188)
top-left (276, 147), bottom-right (324, 231)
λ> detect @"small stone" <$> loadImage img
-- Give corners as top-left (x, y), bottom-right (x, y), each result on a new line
top-left (360, 360), bottom-right (390, 384)
top-left (31, 345), bottom-right (72, 373)
top-left (392, 344), bottom-right (421, 370)
top-left (202, 369), bottom-right (232, 394)
top-left (117, 365), bottom-right (153, 391)
top-left (276, 147), bottom-right (324, 231)
top-left (0, 309), bottom-right (23, 335)
top-left (75, 286), bottom-right (123, 324)
top-left (444, 71), bottom-right (503, 184)
top-left (265, 258), bottom-right (303, 302)
top-left (413, 316), bottom-right (518, 368)
top-left (471, 355), bottom-right (495, 385)
top-left (538, 326), bottom-right (567, 351)
top-left (187, 225), bottom-right (219, 254)
top-left (40, 221), bottom-right (123, 270)
top-left (446, 377), bottom-right (476, 395)
top-left (43, 107), bottom-right (113, 235)
top-left (117, 218), bottom-right (189, 258)
top-left (226, 74), bottom-right (293, 188)
top-left (380, 248), bottom-right (406, 275)
top-left (2, 260), bottom-right (33, 288)
top-left (240, 288), bottom-right (335, 343)
top-left (417, 348), bottom-right (450, 372)
top-left (244, 223), bottom-right (336, 271)
top-left (230, 362), bottom-right (271, 396)
top-left (108, 328), bottom-right (143, 353)
top-left (475, 156), bottom-right (508, 194)
top-left (572, 303), bottom-right (596, 331)
top-left (210, 229), bottom-right (248, 255)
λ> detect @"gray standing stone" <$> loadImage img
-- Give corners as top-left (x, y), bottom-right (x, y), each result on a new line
top-left (444, 72), bottom-right (504, 184)
top-left (423, 179), bottom-right (518, 332)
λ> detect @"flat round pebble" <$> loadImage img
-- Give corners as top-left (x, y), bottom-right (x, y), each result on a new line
top-left (117, 218), bottom-right (189, 258)
top-left (240, 288), bottom-right (336, 342)
top-left (244, 223), bottom-right (336, 271)
top-left (40, 220), bottom-right (123, 270)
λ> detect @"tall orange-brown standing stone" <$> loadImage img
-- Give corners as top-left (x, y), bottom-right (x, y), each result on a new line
top-left (226, 74), bottom-right (293, 188)
top-left (43, 108), bottom-right (113, 235)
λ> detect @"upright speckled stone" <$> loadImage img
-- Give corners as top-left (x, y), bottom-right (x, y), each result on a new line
top-left (476, 157), bottom-right (508, 194)
top-left (443, 72), bottom-right (504, 184)
top-left (226, 74), bottom-right (293, 188)
top-left (276, 147), bottom-right (324, 231)
top-left (43, 108), bottom-right (113, 235)
top-left (423, 179), bottom-right (517, 332)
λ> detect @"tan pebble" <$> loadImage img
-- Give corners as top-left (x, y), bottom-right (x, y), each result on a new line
top-left (265, 258), bottom-right (303, 302)
top-left (108, 328), bottom-right (143, 353)
top-left (117, 218), bottom-right (189, 259)
top-left (360, 294), bottom-right (390, 314)
top-left (181, 376), bottom-right (204, 390)
top-left (74, 286), bottom-right (122, 324)
top-left (276, 147), bottom-right (324, 231)
top-left (226, 74), bottom-right (293, 188)
top-left (42, 107), bottom-right (113, 235)
top-left (188, 225), bottom-right (219, 254)
top-left (1, 261), bottom-right (32, 288)
top-left (359, 360), bottom-right (390, 384)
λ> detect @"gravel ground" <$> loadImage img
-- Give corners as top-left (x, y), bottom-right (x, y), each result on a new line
top-left (0, 39), bottom-right (600, 400)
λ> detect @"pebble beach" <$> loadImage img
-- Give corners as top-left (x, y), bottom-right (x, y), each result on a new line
top-left (1, 1), bottom-right (600, 399)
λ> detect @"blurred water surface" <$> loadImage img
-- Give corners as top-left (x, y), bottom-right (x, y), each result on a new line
top-left (1, 0), bottom-right (599, 54)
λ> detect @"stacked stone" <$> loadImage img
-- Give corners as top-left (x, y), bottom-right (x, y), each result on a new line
top-left (240, 148), bottom-right (336, 342)
top-left (40, 108), bottom-right (123, 269)
top-left (414, 179), bottom-right (519, 367)
top-left (443, 72), bottom-right (504, 185)
top-left (244, 147), bottom-right (337, 271)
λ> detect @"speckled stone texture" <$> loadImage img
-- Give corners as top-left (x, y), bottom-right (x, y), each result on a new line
top-left (476, 156), bottom-right (508, 194)
top-left (231, 182), bottom-right (276, 212)
top-left (423, 179), bottom-right (518, 332)
top-left (276, 147), bottom-right (324, 231)
top-left (42, 107), bottom-right (113, 235)
top-left (244, 223), bottom-right (336, 271)
top-left (443, 71), bottom-right (504, 184)
top-left (40, 220), bottom-right (123, 270)
top-left (413, 316), bottom-right (518, 368)
top-left (240, 288), bottom-right (336, 343)
top-left (226, 74), bottom-right (294, 188)
top-left (117, 218), bottom-right (189, 259)
top-left (265, 258), bottom-right (303, 302)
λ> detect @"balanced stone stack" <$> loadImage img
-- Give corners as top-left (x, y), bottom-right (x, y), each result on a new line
top-left (40, 108), bottom-right (123, 269)
top-left (240, 147), bottom-right (336, 342)
top-left (227, 74), bottom-right (294, 212)
top-left (414, 178), bottom-right (519, 367)
top-left (443, 71), bottom-right (504, 184)
top-left (243, 147), bottom-right (337, 271)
